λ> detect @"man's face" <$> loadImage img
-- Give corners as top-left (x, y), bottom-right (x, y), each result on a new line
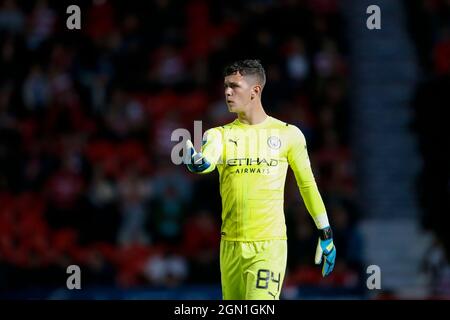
top-left (224, 72), bottom-right (255, 113)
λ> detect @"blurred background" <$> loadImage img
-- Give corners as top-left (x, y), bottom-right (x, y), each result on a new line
top-left (0, 0), bottom-right (448, 299)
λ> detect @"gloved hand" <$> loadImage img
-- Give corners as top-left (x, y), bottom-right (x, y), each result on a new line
top-left (185, 139), bottom-right (211, 173)
top-left (314, 226), bottom-right (336, 277)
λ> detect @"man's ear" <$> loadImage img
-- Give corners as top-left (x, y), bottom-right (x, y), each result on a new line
top-left (251, 85), bottom-right (262, 99)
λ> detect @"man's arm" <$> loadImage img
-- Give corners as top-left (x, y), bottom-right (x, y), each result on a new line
top-left (287, 126), bottom-right (328, 227)
top-left (287, 125), bottom-right (336, 276)
top-left (185, 128), bottom-right (223, 174)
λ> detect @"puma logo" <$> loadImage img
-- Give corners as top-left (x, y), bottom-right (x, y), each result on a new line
top-left (228, 138), bottom-right (238, 146)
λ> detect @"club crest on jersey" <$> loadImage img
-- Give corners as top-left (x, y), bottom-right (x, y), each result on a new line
top-left (267, 136), bottom-right (281, 150)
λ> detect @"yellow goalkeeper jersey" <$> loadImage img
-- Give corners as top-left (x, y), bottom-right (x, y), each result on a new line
top-left (199, 116), bottom-right (328, 241)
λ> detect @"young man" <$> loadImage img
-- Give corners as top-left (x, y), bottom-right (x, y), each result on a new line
top-left (185, 59), bottom-right (336, 300)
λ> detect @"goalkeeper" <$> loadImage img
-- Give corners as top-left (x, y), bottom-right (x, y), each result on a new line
top-left (185, 59), bottom-right (336, 300)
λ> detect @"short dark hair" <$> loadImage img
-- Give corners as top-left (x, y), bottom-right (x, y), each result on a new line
top-left (223, 59), bottom-right (266, 88)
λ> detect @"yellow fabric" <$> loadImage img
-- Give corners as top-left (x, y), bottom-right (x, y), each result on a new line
top-left (199, 116), bottom-right (328, 241)
top-left (220, 239), bottom-right (287, 300)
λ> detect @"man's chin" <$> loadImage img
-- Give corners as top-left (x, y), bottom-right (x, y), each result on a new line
top-left (227, 105), bottom-right (239, 113)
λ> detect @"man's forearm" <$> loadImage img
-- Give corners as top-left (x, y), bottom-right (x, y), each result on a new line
top-left (299, 182), bottom-right (329, 229)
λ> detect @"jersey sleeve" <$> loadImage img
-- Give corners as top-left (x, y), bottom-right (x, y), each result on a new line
top-left (287, 125), bottom-right (329, 229)
top-left (198, 127), bottom-right (223, 174)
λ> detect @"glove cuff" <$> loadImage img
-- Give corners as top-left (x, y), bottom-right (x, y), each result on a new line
top-left (319, 226), bottom-right (333, 240)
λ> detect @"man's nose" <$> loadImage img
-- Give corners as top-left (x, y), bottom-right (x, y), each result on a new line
top-left (225, 88), bottom-right (232, 96)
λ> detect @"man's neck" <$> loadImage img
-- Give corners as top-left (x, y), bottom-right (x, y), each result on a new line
top-left (237, 103), bottom-right (268, 125)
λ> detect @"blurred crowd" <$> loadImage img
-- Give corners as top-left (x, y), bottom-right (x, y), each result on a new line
top-left (0, 0), bottom-right (364, 295)
top-left (406, 0), bottom-right (450, 298)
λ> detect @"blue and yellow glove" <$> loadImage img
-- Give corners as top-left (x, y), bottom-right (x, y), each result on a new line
top-left (314, 226), bottom-right (336, 277)
top-left (185, 139), bottom-right (211, 173)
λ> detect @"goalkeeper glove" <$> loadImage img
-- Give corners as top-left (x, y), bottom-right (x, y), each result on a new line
top-left (185, 139), bottom-right (211, 173)
top-left (314, 226), bottom-right (336, 277)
